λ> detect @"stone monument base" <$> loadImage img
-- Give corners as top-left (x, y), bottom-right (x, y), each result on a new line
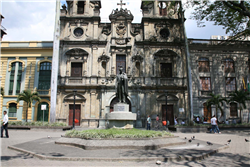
top-left (106, 103), bottom-right (136, 129)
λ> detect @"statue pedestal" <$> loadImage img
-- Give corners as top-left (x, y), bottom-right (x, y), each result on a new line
top-left (106, 103), bottom-right (136, 129)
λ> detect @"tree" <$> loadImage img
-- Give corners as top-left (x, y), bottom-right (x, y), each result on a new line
top-left (17, 89), bottom-right (41, 122)
top-left (228, 90), bottom-right (250, 123)
top-left (189, 0), bottom-right (250, 36)
top-left (206, 93), bottom-right (227, 121)
top-left (1, 87), bottom-right (4, 96)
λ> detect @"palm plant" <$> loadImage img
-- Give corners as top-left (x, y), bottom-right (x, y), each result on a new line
top-left (228, 90), bottom-right (250, 123)
top-left (206, 93), bottom-right (227, 120)
top-left (1, 87), bottom-right (4, 96)
top-left (17, 89), bottom-right (41, 122)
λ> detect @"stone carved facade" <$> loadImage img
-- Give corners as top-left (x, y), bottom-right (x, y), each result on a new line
top-left (56, 0), bottom-right (250, 127)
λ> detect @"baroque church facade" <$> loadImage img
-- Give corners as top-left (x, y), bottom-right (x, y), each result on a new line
top-left (56, 0), bottom-right (189, 127)
top-left (1, 1), bottom-right (249, 126)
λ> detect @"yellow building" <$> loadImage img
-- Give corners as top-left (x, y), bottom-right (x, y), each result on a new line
top-left (0, 41), bottom-right (53, 122)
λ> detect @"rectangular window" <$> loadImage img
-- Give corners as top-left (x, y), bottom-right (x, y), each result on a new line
top-left (224, 60), bottom-right (235, 73)
top-left (226, 77), bottom-right (236, 91)
top-left (116, 55), bottom-right (126, 74)
top-left (160, 63), bottom-right (172, 78)
top-left (159, 2), bottom-right (167, 16)
top-left (198, 61), bottom-right (210, 72)
top-left (200, 77), bottom-right (211, 90)
top-left (230, 103), bottom-right (238, 117)
top-left (38, 62), bottom-right (52, 90)
top-left (16, 62), bottom-right (22, 94)
top-left (71, 63), bottom-right (82, 77)
top-left (9, 63), bottom-right (16, 95)
top-left (9, 103), bottom-right (17, 117)
top-left (77, 1), bottom-right (85, 14)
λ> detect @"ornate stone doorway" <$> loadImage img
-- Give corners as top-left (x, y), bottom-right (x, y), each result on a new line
top-left (162, 105), bottom-right (174, 125)
top-left (203, 103), bottom-right (211, 123)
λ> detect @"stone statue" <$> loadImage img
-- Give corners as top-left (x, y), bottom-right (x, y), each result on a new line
top-left (115, 67), bottom-right (128, 103)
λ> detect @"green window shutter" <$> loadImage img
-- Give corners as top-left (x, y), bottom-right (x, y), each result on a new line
top-left (16, 62), bottom-right (23, 94)
top-left (9, 103), bottom-right (17, 117)
top-left (38, 62), bottom-right (51, 90)
top-left (9, 63), bottom-right (16, 95)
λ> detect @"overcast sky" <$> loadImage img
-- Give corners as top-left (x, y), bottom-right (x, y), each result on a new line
top-left (1, 0), bottom-right (227, 41)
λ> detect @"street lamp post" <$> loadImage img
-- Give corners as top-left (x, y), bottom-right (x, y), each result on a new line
top-left (165, 91), bottom-right (168, 131)
top-left (73, 89), bottom-right (77, 129)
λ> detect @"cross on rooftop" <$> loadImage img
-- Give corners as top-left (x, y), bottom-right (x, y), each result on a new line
top-left (117, 0), bottom-right (126, 9)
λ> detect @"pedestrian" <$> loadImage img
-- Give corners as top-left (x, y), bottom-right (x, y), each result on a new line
top-left (181, 120), bottom-right (185, 125)
top-left (196, 116), bottom-right (200, 124)
top-left (155, 115), bottom-right (159, 130)
top-left (1, 111), bottom-right (9, 138)
top-left (174, 116), bottom-right (178, 125)
top-left (210, 115), bottom-right (221, 134)
top-left (147, 115), bottom-right (151, 130)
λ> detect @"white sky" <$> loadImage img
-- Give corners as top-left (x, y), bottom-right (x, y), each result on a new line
top-left (1, 0), bottom-right (227, 41)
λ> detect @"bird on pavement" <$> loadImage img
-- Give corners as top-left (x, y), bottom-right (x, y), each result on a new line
top-left (47, 135), bottom-right (51, 139)
top-left (193, 136), bottom-right (195, 139)
top-left (189, 139), bottom-right (192, 142)
top-left (197, 143), bottom-right (200, 146)
top-left (245, 139), bottom-right (249, 142)
top-left (207, 141), bottom-right (213, 145)
top-left (184, 137), bottom-right (187, 139)
top-left (156, 160), bottom-right (161, 165)
top-left (191, 137), bottom-right (195, 140)
top-left (227, 139), bottom-right (231, 143)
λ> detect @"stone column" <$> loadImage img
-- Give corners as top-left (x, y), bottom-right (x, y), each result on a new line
top-left (93, 21), bottom-right (99, 40)
top-left (91, 45), bottom-right (98, 76)
top-left (73, 0), bottom-right (77, 15)
top-left (85, 0), bottom-right (90, 15)
top-left (154, 0), bottom-right (159, 16)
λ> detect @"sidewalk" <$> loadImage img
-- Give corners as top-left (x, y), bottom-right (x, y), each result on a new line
top-left (1, 129), bottom-right (250, 166)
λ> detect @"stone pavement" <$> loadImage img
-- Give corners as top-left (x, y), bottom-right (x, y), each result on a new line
top-left (1, 129), bottom-right (250, 166)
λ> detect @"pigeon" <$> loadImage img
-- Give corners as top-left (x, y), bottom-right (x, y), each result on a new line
top-left (245, 139), bottom-right (249, 142)
top-left (184, 137), bottom-right (187, 139)
top-left (47, 135), bottom-right (51, 139)
top-left (189, 139), bottom-right (192, 143)
top-left (227, 139), bottom-right (231, 143)
top-left (207, 141), bottom-right (213, 145)
top-left (193, 136), bottom-right (195, 139)
top-left (156, 160), bottom-right (161, 165)
top-left (191, 137), bottom-right (195, 140)
top-left (197, 143), bottom-right (200, 146)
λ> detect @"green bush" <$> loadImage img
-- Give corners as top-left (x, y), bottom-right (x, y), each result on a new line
top-left (7, 121), bottom-right (67, 127)
top-left (65, 128), bottom-right (173, 139)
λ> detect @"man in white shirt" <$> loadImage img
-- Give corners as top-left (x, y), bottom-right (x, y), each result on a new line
top-left (1, 111), bottom-right (9, 138)
top-left (209, 115), bottom-right (221, 134)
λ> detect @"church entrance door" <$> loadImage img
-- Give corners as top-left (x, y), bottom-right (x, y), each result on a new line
top-left (203, 103), bottom-right (211, 123)
top-left (69, 104), bottom-right (81, 126)
top-left (162, 105), bottom-right (174, 125)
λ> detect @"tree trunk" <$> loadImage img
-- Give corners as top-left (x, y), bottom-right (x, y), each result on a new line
top-left (26, 102), bottom-right (28, 122)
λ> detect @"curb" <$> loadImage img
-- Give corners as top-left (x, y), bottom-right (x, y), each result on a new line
top-left (8, 145), bottom-right (229, 162)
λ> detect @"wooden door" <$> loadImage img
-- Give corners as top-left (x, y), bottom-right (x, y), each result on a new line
top-left (71, 63), bottom-right (82, 77)
top-left (162, 105), bottom-right (174, 125)
top-left (203, 103), bottom-right (211, 123)
top-left (69, 104), bottom-right (81, 126)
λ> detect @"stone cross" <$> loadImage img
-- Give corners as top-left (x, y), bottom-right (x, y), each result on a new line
top-left (117, 0), bottom-right (126, 9)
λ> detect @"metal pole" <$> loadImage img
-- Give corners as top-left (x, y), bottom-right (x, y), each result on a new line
top-left (50, 0), bottom-right (60, 123)
top-left (180, 2), bottom-right (193, 125)
top-left (73, 89), bottom-right (77, 129)
top-left (43, 110), bottom-right (44, 126)
top-left (165, 91), bottom-right (168, 130)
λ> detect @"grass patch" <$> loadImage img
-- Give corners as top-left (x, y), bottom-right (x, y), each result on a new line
top-left (65, 128), bottom-right (173, 139)
top-left (6, 121), bottom-right (67, 127)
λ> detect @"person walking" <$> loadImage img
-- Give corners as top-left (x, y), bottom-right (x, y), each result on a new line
top-left (155, 115), bottom-right (159, 130)
top-left (147, 115), bottom-right (151, 130)
top-left (210, 115), bottom-right (221, 134)
top-left (1, 111), bottom-right (9, 138)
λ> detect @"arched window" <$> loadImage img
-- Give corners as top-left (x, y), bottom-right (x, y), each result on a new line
top-left (38, 62), bottom-right (51, 90)
top-left (9, 103), bottom-right (17, 117)
top-left (101, 62), bottom-right (106, 77)
top-left (198, 58), bottom-right (209, 72)
top-left (225, 77), bottom-right (236, 91)
top-left (16, 62), bottom-right (23, 94)
top-left (8, 62), bottom-right (22, 95)
top-left (223, 58), bottom-right (235, 73)
top-left (9, 63), bottom-right (15, 95)
top-left (77, 1), bottom-right (85, 14)
top-left (135, 62), bottom-right (140, 77)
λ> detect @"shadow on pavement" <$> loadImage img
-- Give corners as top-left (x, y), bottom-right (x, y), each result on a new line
top-left (1, 153), bottom-right (34, 162)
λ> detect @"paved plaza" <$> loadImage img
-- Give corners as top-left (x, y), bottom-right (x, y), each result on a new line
top-left (1, 129), bottom-right (250, 167)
